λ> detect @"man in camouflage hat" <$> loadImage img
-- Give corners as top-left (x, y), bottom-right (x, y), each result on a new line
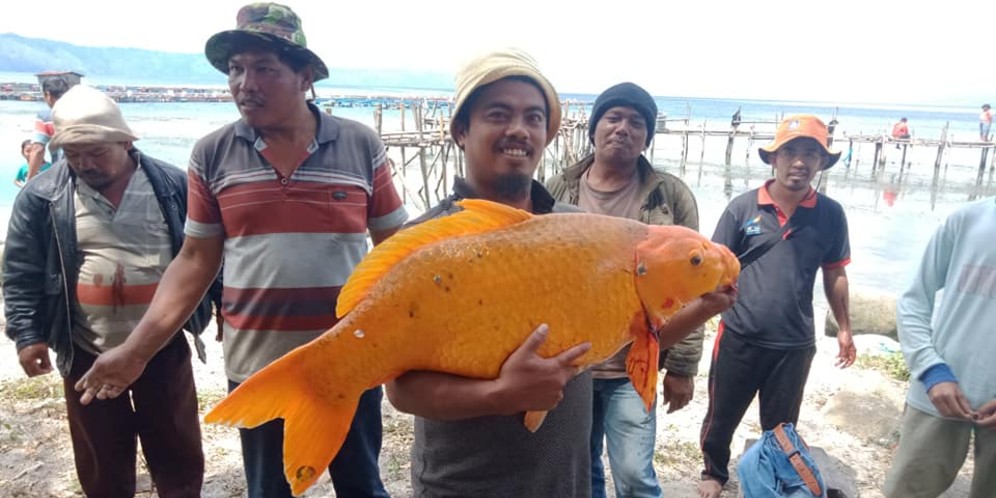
top-left (75, 3), bottom-right (407, 497)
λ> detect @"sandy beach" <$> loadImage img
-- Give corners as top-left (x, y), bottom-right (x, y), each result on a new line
top-left (0, 306), bottom-right (977, 498)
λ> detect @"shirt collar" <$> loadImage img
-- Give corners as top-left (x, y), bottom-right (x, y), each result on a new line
top-left (233, 102), bottom-right (340, 148)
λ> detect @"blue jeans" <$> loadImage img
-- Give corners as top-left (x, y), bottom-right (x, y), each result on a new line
top-left (591, 377), bottom-right (663, 498)
top-left (228, 381), bottom-right (390, 498)
top-left (736, 423), bottom-right (826, 497)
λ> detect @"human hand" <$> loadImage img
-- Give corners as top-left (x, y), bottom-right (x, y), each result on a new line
top-left (17, 343), bottom-right (53, 377)
top-left (835, 330), bottom-right (856, 368)
top-left (927, 381), bottom-right (975, 420)
top-left (698, 285), bottom-right (738, 316)
top-left (492, 324), bottom-right (591, 414)
top-left (74, 345), bottom-right (149, 405)
top-left (661, 372), bottom-right (694, 414)
top-left (974, 399), bottom-right (996, 427)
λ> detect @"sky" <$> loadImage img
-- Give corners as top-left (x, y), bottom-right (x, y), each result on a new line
top-left (3, 0), bottom-right (995, 105)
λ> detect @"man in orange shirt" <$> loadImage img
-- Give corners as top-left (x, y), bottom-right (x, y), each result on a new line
top-left (892, 117), bottom-right (910, 140)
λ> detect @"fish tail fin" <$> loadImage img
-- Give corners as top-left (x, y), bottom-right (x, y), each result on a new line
top-left (204, 348), bottom-right (360, 496)
top-left (625, 312), bottom-right (660, 412)
top-left (523, 410), bottom-right (549, 432)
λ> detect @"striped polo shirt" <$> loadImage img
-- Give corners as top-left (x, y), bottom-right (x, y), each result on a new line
top-left (32, 108), bottom-right (61, 162)
top-left (185, 105), bottom-right (407, 382)
top-left (73, 163), bottom-right (173, 354)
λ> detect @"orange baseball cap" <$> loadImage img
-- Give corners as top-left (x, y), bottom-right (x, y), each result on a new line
top-left (759, 114), bottom-right (841, 169)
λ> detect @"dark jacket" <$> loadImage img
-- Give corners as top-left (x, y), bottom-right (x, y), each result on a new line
top-left (3, 149), bottom-right (218, 376)
top-left (545, 153), bottom-right (705, 376)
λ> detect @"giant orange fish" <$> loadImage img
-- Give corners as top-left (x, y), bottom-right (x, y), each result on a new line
top-left (205, 199), bottom-right (740, 495)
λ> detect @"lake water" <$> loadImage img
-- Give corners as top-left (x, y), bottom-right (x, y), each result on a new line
top-left (1, 92), bottom-right (992, 304)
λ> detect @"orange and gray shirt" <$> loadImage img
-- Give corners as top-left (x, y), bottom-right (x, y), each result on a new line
top-left (72, 163), bottom-right (172, 354)
top-left (185, 105), bottom-right (407, 382)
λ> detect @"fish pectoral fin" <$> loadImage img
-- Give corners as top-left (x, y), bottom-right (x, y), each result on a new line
top-left (625, 313), bottom-right (660, 413)
top-left (523, 410), bottom-right (549, 433)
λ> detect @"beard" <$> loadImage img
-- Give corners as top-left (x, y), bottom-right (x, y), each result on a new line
top-left (492, 173), bottom-right (532, 202)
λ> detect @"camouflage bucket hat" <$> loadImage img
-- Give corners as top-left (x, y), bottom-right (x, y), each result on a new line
top-left (205, 3), bottom-right (329, 81)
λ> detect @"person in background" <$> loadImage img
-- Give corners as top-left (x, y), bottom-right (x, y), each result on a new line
top-left (27, 76), bottom-right (73, 180)
top-left (883, 197), bottom-right (996, 498)
top-left (891, 117), bottom-right (910, 150)
top-left (70, 3), bottom-right (407, 497)
top-left (697, 115), bottom-right (855, 498)
top-left (545, 81), bottom-right (735, 498)
top-left (3, 84), bottom-right (217, 498)
top-left (15, 139), bottom-right (51, 188)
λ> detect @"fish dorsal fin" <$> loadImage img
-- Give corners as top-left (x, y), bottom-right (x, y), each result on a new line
top-left (336, 199), bottom-right (533, 317)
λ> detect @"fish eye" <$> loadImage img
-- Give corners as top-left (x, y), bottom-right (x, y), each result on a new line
top-left (690, 254), bottom-right (703, 266)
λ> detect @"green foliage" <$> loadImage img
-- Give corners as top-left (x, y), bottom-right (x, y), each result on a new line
top-left (856, 351), bottom-right (910, 381)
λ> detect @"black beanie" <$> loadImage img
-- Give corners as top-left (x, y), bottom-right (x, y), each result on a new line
top-left (588, 82), bottom-right (658, 146)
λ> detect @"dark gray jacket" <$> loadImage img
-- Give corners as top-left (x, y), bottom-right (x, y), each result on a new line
top-left (3, 149), bottom-right (218, 376)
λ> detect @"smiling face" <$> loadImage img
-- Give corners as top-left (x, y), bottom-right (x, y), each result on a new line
top-left (227, 49), bottom-right (312, 130)
top-left (769, 137), bottom-right (826, 192)
top-left (453, 78), bottom-right (549, 202)
top-left (592, 105), bottom-right (648, 166)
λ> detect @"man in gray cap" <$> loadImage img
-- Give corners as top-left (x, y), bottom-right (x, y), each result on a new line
top-left (546, 82), bottom-right (735, 498)
top-left (3, 85), bottom-right (216, 497)
top-left (74, 3), bottom-right (406, 497)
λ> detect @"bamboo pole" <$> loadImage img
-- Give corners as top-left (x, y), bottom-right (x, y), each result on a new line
top-left (680, 130), bottom-right (689, 175)
top-left (976, 147), bottom-right (989, 195)
top-left (934, 122), bottom-right (949, 174)
top-left (699, 120), bottom-right (707, 168)
top-left (872, 141), bottom-right (883, 179)
top-left (416, 103), bottom-right (431, 208)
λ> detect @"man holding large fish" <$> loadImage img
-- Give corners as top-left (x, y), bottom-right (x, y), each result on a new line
top-left (72, 3), bottom-right (407, 497)
top-left (192, 48), bottom-right (737, 496)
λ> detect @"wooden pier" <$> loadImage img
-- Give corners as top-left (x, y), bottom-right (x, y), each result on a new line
top-left (324, 99), bottom-right (996, 211)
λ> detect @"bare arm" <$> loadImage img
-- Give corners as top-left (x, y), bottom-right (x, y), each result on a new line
top-left (386, 324), bottom-right (590, 421)
top-left (823, 265), bottom-right (855, 368)
top-left (658, 287), bottom-right (737, 350)
top-left (27, 143), bottom-right (46, 180)
top-left (370, 225), bottom-right (400, 246)
top-left (75, 235), bottom-right (224, 403)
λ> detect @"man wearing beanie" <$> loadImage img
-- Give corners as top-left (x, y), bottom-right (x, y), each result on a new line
top-left (3, 85), bottom-right (217, 497)
top-left (698, 114), bottom-right (854, 498)
top-left (546, 81), bottom-right (736, 498)
top-left (387, 48), bottom-right (593, 498)
top-left (74, 4), bottom-right (406, 497)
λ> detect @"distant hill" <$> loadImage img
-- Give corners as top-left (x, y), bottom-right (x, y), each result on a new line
top-left (0, 33), bottom-right (453, 91)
